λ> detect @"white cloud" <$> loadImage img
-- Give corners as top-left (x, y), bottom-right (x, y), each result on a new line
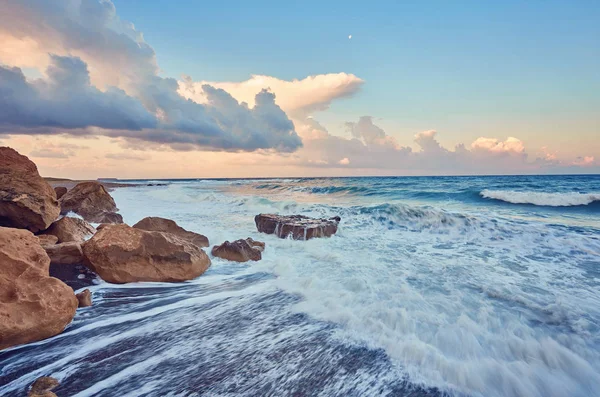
top-left (471, 137), bottom-right (525, 154)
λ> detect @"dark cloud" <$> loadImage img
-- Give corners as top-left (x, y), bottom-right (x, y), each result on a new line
top-left (0, 1), bottom-right (302, 153)
top-left (0, 56), bottom-right (157, 131)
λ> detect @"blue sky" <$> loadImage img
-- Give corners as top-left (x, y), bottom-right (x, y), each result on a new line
top-left (112, 0), bottom-right (600, 154)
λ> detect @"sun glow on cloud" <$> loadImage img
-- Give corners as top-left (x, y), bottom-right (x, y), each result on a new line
top-left (0, 0), bottom-right (597, 178)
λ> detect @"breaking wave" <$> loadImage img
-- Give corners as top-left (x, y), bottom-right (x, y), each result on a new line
top-left (480, 190), bottom-right (600, 207)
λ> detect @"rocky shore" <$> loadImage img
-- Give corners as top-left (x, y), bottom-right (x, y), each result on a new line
top-left (0, 146), bottom-right (341, 395)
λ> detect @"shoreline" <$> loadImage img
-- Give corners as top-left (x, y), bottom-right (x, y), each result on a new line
top-left (44, 178), bottom-right (162, 191)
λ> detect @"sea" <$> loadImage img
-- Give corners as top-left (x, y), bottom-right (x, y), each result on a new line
top-left (1, 175), bottom-right (600, 397)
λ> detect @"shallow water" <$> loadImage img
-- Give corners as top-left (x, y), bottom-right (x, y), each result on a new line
top-left (1, 175), bottom-right (599, 396)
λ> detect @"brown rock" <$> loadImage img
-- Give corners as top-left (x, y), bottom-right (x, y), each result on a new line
top-left (76, 289), bottom-right (92, 307)
top-left (211, 238), bottom-right (265, 262)
top-left (54, 186), bottom-right (67, 200)
top-left (28, 376), bottom-right (59, 397)
top-left (0, 147), bottom-right (60, 232)
top-left (37, 234), bottom-right (59, 247)
top-left (82, 224), bottom-right (211, 284)
top-left (0, 227), bottom-right (77, 350)
top-left (96, 211), bottom-right (123, 224)
top-left (42, 216), bottom-right (95, 243)
top-left (255, 214), bottom-right (341, 240)
top-left (59, 181), bottom-right (120, 223)
top-left (133, 216), bottom-right (209, 247)
top-left (44, 242), bottom-right (84, 265)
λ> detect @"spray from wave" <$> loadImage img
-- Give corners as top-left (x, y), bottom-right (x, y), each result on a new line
top-left (480, 190), bottom-right (600, 207)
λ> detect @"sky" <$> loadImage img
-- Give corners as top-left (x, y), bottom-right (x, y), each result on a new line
top-left (0, 0), bottom-right (598, 178)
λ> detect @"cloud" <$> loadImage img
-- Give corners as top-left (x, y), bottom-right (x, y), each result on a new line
top-left (0, 0), bottom-right (302, 153)
top-left (179, 73), bottom-right (364, 118)
top-left (471, 137), bottom-right (525, 154)
top-left (572, 156), bottom-right (595, 167)
top-left (0, 55), bottom-right (157, 131)
top-left (285, 116), bottom-right (583, 174)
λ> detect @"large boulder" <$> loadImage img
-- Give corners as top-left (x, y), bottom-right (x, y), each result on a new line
top-left (59, 181), bottom-right (121, 223)
top-left (133, 216), bottom-right (209, 247)
top-left (211, 238), bottom-right (265, 262)
top-left (0, 227), bottom-right (77, 350)
top-left (82, 224), bottom-right (211, 284)
top-left (44, 242), bottom-right (84, 265)
top-left (255, 214), bottom-right (341, 240)
top-left (0, 147), bottom-right (60, 232)
top-left (42, 216), bottom-right (95, 243)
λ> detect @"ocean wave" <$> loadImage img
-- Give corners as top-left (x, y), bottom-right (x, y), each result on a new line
top-left (346, 203), bottom-right (497, 234)
top-left (480, 190), bottom-right (600, 207)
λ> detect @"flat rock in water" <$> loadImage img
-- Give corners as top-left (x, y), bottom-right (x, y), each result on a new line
top-left (44, 242), bottom-right (84, 265)
top-left (82, 224), bottom-right (211, 284)
top-left (0, 227), bottom-right (77, 350)
top-left (59, 181), bottom-right (121, 223)
top-left (211, 238), bottom-right (265, 262)
top-left (133, 216), bottom-right (209, 247)
top-left (0, 147), bottom-right (60, 232)
top-left (255, 214), bottom-right (341, 240)
top-left (42, 216), bottom-right (96, 243)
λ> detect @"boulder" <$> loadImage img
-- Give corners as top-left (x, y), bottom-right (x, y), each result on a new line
top-left (96, 211), bottom-right (123, 224)
top-left (37, 234), bottom-right (59, 247)
top-left (211, 238), bottom-right (265, 262)
top-left (82, 224), bottom-right (211, 284)
top-left (44, 242), bottom-right (84, 265)
top-left (59, 181), bottom-right (121, 223)
top-left (0, 147), bottom-right (60, 232)
top-left (133, 216), bottom-right (209, 247)
top-left (255, 214), bottom-right (341, 240)
top-left (54, 186), bottom-right (67, 200)
top-left (0, 227), bottom-right (77, 350)
top-left (42, 216), bottom-right (95, 243)
top-left (76, 289), bottom-right (92, 307)
top-left (28, 376), bottom-right (60, 397)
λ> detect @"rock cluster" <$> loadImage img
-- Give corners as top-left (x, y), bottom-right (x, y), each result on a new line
top-left (0, 147), bottom-right (343, 353)
top-left (212, 238), bottom-right (265, 262)
top-left (255, 213), bottom-right (341, 240)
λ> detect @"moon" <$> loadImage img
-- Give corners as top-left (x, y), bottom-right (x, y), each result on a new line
top-left (348, 34), bottom-right (352, 39)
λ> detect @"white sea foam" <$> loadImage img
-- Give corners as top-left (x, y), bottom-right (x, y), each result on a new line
top-left (481, 189), bottom-right (600, 207)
